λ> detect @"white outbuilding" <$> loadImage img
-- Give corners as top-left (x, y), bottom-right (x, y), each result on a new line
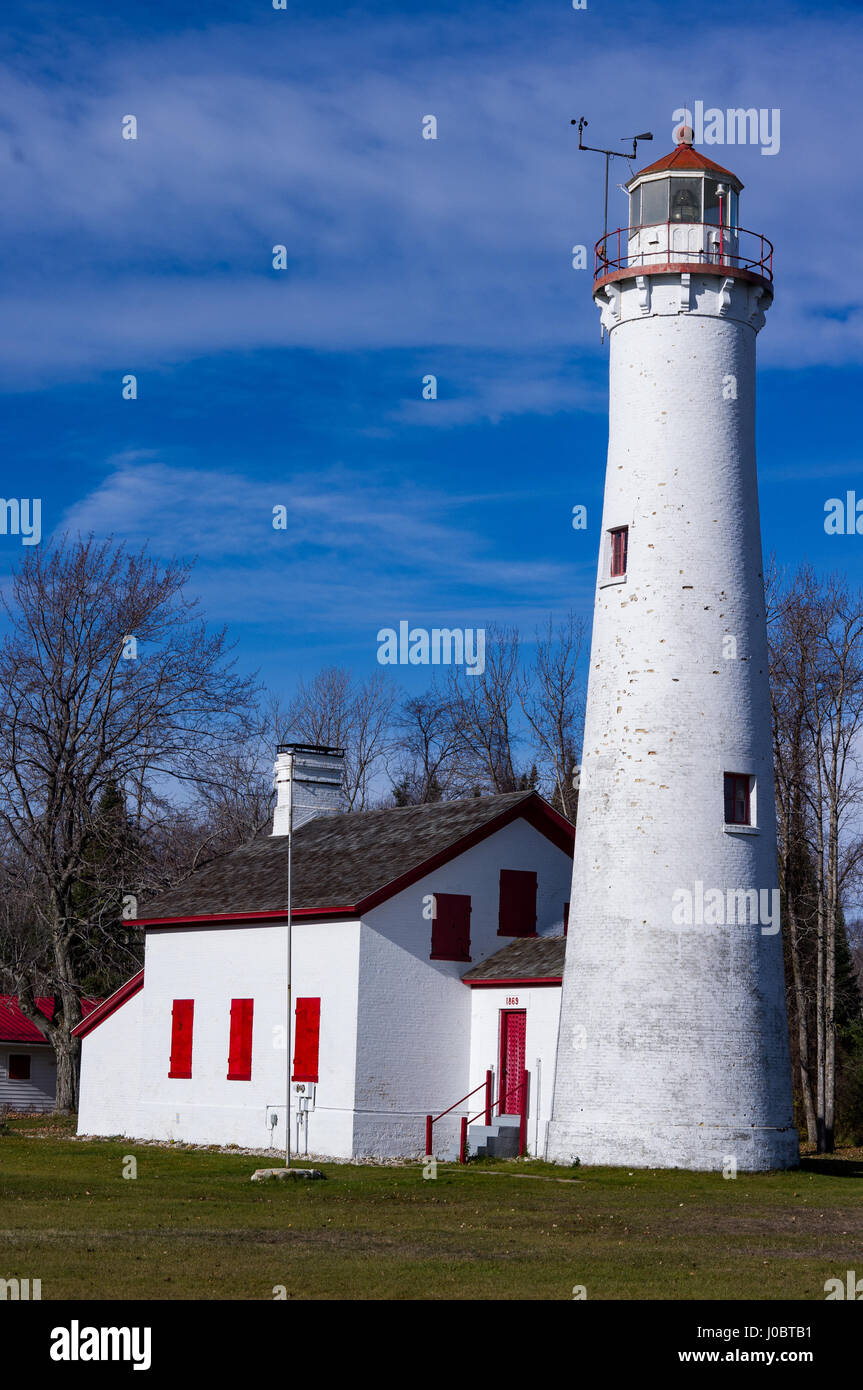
top-left (76, 752), bottom-right (574, 1161)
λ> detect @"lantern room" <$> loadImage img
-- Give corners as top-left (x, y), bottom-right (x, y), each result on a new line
top-left (592, 131), bottom-right (772, 289)
top-left (625, 138), bottom-right (742, 269)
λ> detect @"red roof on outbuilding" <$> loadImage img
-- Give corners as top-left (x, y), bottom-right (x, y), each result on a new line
top-left (0, 995), bottom-right (100, 1043)
top-left (630, 144), bottom-right (741, 186)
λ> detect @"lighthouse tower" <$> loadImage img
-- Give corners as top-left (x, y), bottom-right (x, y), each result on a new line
top-left (547, 133), bottom-right (798, 1170)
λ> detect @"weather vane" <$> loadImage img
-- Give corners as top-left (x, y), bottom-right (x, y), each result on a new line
top-left (571, 117), bottom-right (653, 239)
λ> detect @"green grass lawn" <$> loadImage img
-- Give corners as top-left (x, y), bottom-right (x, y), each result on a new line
top-left (1, 1115), bottom-right (861, 1300)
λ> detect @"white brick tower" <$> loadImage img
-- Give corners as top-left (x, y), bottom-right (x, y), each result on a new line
top-left (547, 134), bottom-right (798, 1170)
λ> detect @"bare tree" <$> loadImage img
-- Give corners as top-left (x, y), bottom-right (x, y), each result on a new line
top-left (389, 684), bottom-right (460, 804)
top-left (518, 613), bottom-right (586, 821)
top-left (768, 562), bottom-right (819, 1143)
top-left (0, 535), bottom-right (259, 1110)
top-left (768, 562), bottom-right (863, 1151)
top-left (800, 570), bottom-right (863, 1150)
top-left (445, 624), bottom-right (522, 794)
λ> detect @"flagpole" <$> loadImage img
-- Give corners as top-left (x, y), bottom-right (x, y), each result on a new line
top-left (284, 751), bottom-right (293, 1168)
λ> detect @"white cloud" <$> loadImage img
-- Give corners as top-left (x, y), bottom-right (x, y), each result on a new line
top-left (58, 458), bottom-right (592, 631)
top-left (0, 8), bottom-right (860, 400)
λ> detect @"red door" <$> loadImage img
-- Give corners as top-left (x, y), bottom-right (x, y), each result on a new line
top-left (499, 1010), bottom-right (526, 1115)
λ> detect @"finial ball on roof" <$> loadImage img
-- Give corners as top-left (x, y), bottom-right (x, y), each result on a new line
top-left (674, 124), bottom-right (695, 146)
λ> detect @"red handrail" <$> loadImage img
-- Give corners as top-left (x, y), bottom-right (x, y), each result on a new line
top-left (425, 1074), bottom-right (490, 1158)
top-left (466, 1071), bottom-right (529, 1162)
top-left (594, 222), bottom-right (773, 282)
top-left (427, 1069), bottom-right (530, 1164)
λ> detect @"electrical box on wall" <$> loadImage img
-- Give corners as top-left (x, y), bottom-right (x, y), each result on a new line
top-left (294, 1082), bottom-right (316, 1111)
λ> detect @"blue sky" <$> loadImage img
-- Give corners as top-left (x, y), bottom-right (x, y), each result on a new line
top-left (1, 0), bottom-right (862, 700)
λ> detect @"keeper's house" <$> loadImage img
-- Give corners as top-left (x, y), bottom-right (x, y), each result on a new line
top-left (75, 747), bottom-right (574, 1160)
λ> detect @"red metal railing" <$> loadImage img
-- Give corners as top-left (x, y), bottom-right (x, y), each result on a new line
top-left (594, 222), bottom-right (773, 283)
top-left (426, 1068), bottom-right (529, 1164)
top-left (425, 1072), bottom-right (491, 1159)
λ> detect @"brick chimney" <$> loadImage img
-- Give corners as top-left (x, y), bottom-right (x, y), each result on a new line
top-left (272, 744), bottom-right (346, 835)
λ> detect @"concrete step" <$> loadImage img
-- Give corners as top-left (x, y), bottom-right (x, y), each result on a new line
top-left (487, 1127), bottom-right (520, 1158)
top-left (467, 1113), bottom-right (523, 1158)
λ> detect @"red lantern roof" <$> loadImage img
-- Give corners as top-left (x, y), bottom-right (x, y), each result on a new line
top-left (629, 144), bottom-right (741, 188)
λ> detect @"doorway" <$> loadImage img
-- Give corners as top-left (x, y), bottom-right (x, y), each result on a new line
top-left (499, 1009), bottom-right (526, 1115)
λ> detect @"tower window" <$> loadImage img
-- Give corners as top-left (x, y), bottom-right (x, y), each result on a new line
top-left (610, 527), bottom-right (628, 578)
top-left (724, 773), bottom-right (752, 826)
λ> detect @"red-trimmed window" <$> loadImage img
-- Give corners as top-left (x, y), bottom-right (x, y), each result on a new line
top-left (610, 527), bottom-right (628, 577)
top-left (293, 998), bottom-right (321, 1083)
top-left (724, 773), bottom-right (752, 826)
top-left (430, 893), bottom-right (472, 962)
top-left (227, 998), bottom-right (254, 1081)
top-left (563, 902), bottom-right (570, 937)
top-left (8, 1054), bottom-right (30, 1081)
top-left (498, 869), bottom-right (538, 938)
top-left (168, 999), bottom-right (194, 1078)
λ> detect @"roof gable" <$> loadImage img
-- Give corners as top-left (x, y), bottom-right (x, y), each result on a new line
top-left (136, 791), bottom-right (574, 926)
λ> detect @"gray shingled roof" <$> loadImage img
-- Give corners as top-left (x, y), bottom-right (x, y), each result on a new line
top-left (462, 935), bottom-right (566, 983)
top-left (140, 791), bottom-right (546, 920)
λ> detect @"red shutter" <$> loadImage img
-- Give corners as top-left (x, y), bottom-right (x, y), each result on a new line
top-left (227, 998), bottom-right (254, 1080)
top-left (168, 999), bottom-right (194, 1078)
top-left (498, 870), bottom-right (538, 937)
top-left (430, 893), bottom-right (472, 961)
top-left (563, 901), bottom-right (570, 936)
top-left (292, 998), bottom-right (321, 1083)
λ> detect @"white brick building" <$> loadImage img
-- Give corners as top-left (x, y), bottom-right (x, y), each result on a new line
top-left (76, 761), bottom-right (574, 1161)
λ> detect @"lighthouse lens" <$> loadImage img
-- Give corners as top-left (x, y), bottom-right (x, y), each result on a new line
top-left (670, 179), bottom-right (700, 223)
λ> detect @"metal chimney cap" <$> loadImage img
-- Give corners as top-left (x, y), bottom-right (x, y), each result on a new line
top-left (276, 743), bottom-right (346, 759)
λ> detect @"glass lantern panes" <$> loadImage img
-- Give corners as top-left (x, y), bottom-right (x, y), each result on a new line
top-left (705, 181), bottom-right (720, 224)
top-left (669, 178), bottom-right (701, 223)
top-left (628, 184), bottom-right (641, 239)
top-left (640, 178), bottom-right (668, 226)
